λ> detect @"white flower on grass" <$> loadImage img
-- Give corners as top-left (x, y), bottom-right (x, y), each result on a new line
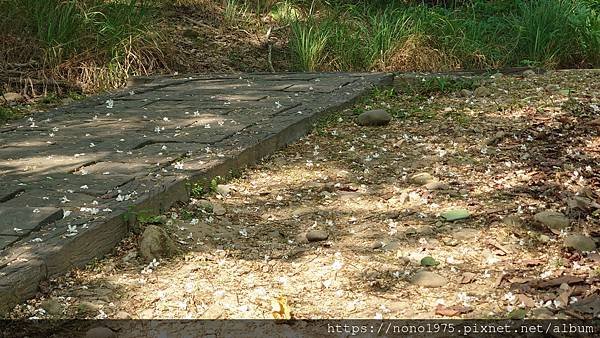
top-left (173, 162), bottom-right (184, 170)
top-left (13, 228), bottom-right (23, 233)
top-left (32, 208), bottom-right (40, 213)
top-left (30, 238), bottom-right (43, 243)
top-left (162, 117), bottom-right (169, 121)
top-left (503, 292), bottom-right (516, 303)
top-left (89, 143), bottom-right (96, 148)
top-left (204, 124), bottom-right (211, 129)
top-left (60, 196), bottom-right (70, 203)
top-left (190, 218), bottom-right (199, 225)
top-left (63, 210), bottom-right (72, 218)
top-left (80, 185), bottom-right (88, 190)
top-left (239, 228), bottom-right (248, 237)
top-left (105, 99), bottom-right (114, 109)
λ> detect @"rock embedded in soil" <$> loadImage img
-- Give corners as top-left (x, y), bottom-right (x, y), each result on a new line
top-left (424, 181), bottom-right (449, 190)
top-left (459, 89), bottom-right (473, 97)
top-left (410, 172), bottom-right (435, 185)
top-left (1, 92), bottom-right (23, 103)
top-left (474, 86), bottom-right (492, 97)
top-left (564, 234), bottom-right (596, 252)
top-left (523, 69), bottom-right (536, 77)
top-left (85, 326), bottom-right (116, 338)
top-left (411, 271), bottom-right (448, 288)
top-left (77, 301), bottom-right (100, 315)
top-left (139, 224), bottom-right (180, 262)
top-left (212, 202), bottom-right (226, 216)
top-left (441, 208), bottom-right (470, 221)
top-left (534, 210), bottom-right (570, 231)
top-left (306, 230), bottom-right (329, 242)
top-left (356, 109), bottom-right (392, 126)
top-left (40, 298), bottom-right (63, 316)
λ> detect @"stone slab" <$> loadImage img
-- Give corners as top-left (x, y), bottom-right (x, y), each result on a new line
top-left (0, 72), bottom-right (393, 314)
top-left (0, 207), bottom-right (63, 236)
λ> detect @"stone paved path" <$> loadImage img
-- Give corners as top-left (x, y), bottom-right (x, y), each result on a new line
top-left (0, 72), bottom-right (392, 313)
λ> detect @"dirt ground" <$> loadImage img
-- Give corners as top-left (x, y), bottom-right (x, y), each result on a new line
top-left (10, 70), bottom-right (600, 320)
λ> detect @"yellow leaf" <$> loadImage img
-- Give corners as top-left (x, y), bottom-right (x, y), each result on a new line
top-left (271, 295), bottom-right (291, 320)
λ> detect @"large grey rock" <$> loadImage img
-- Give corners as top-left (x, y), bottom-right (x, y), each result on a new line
top-left (564, 234), bottom-right (596, 252)
top-left (534, 210), bottom-right (570, 231)
top-left (139, 225), bottom-right (180, 262)
top-left (356, 109), bottom-right (392, 126)
top-left (411, 271), bottom-right (447, 288)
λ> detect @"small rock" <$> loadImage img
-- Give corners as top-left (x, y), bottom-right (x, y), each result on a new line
top-left (114, 311), bottom-right (132, 319)
top-left (122, 250), bottom-right (137, 263)
top-left (40, 298), bottom-right (63, 316)
top-left (523, 69), bottom-right (536, 77)
top-left (306, 230), bottom-right (328, 242)
top-left (382, 241), bottom-right (400, 251)
top-left (534, 210), bottom-right (570, 231)
top-left (424, 181), bottom-right (448, 190)
top-left (410, 172), bottom-right (435, 185)
top-left (1, 92), bottom-right (24, 103)
top-left (85, 326), bottom-right (116, 338)
top-left (139, 224), bottom-right (180, 262)
top-left (411, 271), bottom-right (447, 288)
top-left (212, 202), bottom-right (226, 216)
top-left (459, 89), bottom-right (473, 97)
top-left (356, 109), bottom-right (392, 126)
top-left (564, 234), bottom-right (596, 252)
top-left (531, 307), bottom-right (554, 319)
top-left (452, 228), bottom-right (479, 241)
top-left (502, 214), bottom-right (522, 226)
top-left (215, 184), bottom-right (231, 196)
top-left (197, 199), bottom-right (213, 211)
top-left (371, 241), bottom-right (384, 249)
top-left (441, 208), bottom-right (470, 221)
top-left (474, 86), bottom-right (492, 97)
top-left (77, 301), bottom-right (100, 315)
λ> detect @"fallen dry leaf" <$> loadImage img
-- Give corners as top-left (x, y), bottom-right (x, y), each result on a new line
top-left (459, 272), bottom-right (477, 284)
top-left (271, 295), bottom-right (292, 320)
top-left (435, 304), bottom-right (472, 317)
top-left (517, 294), bottom-right (536, 308)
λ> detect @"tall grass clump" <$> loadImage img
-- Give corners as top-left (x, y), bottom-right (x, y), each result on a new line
top-left (0, 0), bottom-right (165, 92)
top-left (289, 19), bottom-right (330, 71)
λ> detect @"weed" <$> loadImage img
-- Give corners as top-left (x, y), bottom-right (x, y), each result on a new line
top-left (289, 19), bottom-right (330, 71)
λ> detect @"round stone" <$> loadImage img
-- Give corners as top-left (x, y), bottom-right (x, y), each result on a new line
top-left (356, 109), bottom-right (392, 126)
top-left (534, 210), bottom-right (570, 230)
top-left (306, 230), bottom-right (328, 242)
top-left (411, 271), bottom-right (447, 288)
top-left (410, 173), bottom-right (435, 185)
top-left (564, 234), bottom-right (596, 252)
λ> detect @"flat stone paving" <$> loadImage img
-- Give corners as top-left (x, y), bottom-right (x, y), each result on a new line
top-left (0, 72), bottom-right (392, 313)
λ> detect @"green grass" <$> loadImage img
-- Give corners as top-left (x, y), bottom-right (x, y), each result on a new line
top-left (0, 0), bottom-right (163, 90)
top-left (283, 0), bottom-right (600, 71)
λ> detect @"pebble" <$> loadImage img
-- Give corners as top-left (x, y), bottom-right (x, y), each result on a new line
top-left (411, 271), bottom-right (448, 288)
top-left (452, 228), bottom-right (479, 241)
top-left (564, 234), bottom-right (596, 252)
top-left (1, 92), bottom-right (23, 102)
top-left (306, 230), bottom-right (329, 242)
top-left (459, 89), bottom-right (473, 97)
top-left (424, 181), bottom-right (448, 190)
top-left (212, 202), bottom-right (226, 216)
top-left (474, 86), bottom-right (492, 97)
top-left (114, 311), bottom-right (132, 319)
top-left (40, 298), bottom-right (63, 316)
top-left (534, 210), bottom-right (570, 231)
top-left (77, 301), bottom-right (100, 315)
top-left (410, 173), bottom-right (435, 185)
top-left (356, 109), bottom-right (392, 126)
top-left (85, 326), bottom-right (116, 338)
top-left (523, 69), bottom-right (536, 77)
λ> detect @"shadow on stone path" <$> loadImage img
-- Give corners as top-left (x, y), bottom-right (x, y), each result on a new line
top-left (0, 72), bottom-right (393, 313)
